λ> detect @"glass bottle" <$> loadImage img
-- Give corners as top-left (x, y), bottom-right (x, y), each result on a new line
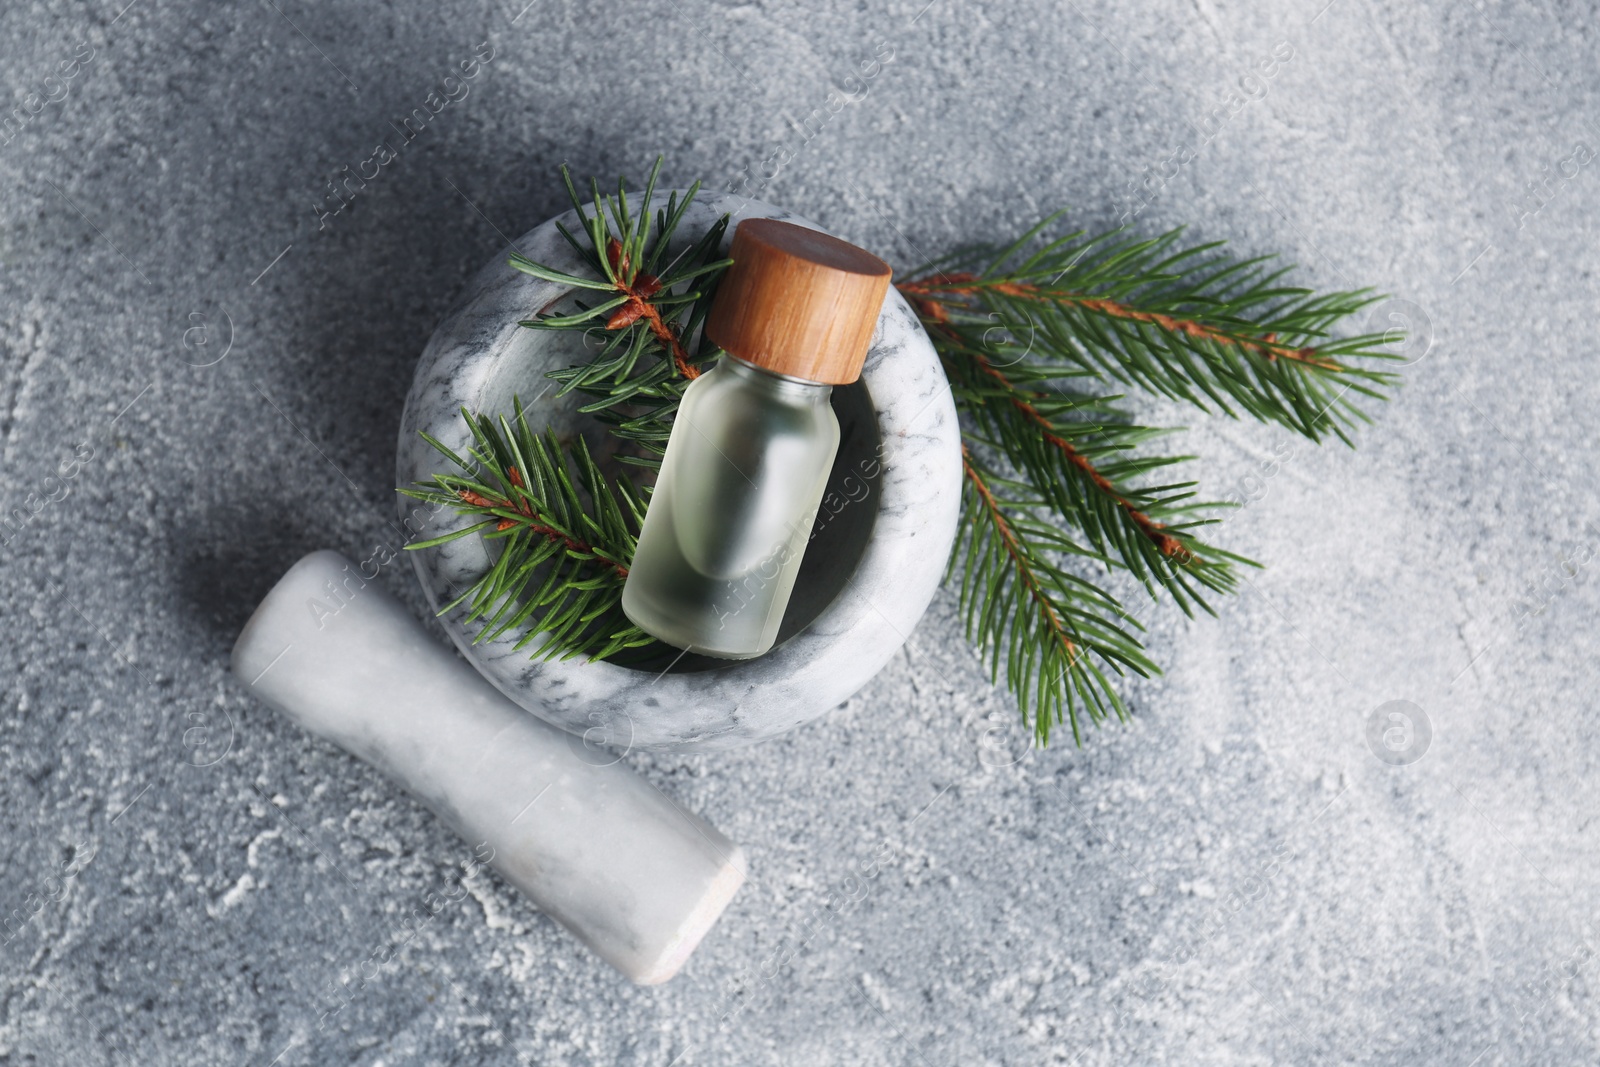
top-left (622, 218), bottom-right (891, 659)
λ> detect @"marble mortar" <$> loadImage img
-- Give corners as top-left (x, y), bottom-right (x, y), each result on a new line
top-left (397, 192), bottom-right (962, 750)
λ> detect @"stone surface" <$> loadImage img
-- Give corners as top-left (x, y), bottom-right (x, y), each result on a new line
top-left (1, 1), bottom-right (1598, 1064)
top-left (398, 191), bottom-right (961, 750)
top-left (232, 550), bottom-right (746, 985)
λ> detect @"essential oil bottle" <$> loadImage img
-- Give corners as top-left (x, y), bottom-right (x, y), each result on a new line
top-left (621, 218), bottom-right (891, 659)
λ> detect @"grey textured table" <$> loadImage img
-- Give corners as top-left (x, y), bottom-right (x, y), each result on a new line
top-left (2, 1), bottom-right (1597, 1064)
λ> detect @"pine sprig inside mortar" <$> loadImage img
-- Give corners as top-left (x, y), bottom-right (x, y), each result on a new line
top-left (400, 401), bottom-right (652, 661)
top-left (404, 157), bottom-right (1405, 745)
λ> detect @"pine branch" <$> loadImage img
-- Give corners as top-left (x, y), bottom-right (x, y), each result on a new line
top-left (902, 212), bottom-right (1400, 743)
top-left (515, 157), bottom-right (730, 391)
top-left (955, 445), bottom-right (1157, 744)
top-left (400, 398), bottom-right (649, 662)
top-left (898, 215), bottom-right (1404, 445)
top-left (517, 157), bottom-right (733, 470)
top-left (936, 330), bottom-right (1256, 617)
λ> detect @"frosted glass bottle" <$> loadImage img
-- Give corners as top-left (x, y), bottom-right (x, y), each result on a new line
top-left (622, 357), bottom-right (838, 657)
top-left (621, 218), bottom-right (891, 659)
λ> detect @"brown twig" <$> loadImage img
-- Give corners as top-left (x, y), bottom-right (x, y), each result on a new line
top-left (915, 299), bottom-right (1194, 565)
top-left (605, 238), bottom-right (700, 380)
top-left (457, 470), bottom-right (630, 578)
top-left (967, 352), bottom-right (1193, 562)
top-left (897, 273), bottom-right (1343, 370)
top-left (961, 446), bottom-right (1082, 668)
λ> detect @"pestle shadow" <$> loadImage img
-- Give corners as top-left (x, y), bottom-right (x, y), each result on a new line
top-left (172, 496), bottom-right (332, 647)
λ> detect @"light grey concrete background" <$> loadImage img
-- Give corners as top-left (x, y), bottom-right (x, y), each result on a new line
top-left (0, 0), bottom-right (1596, 1064)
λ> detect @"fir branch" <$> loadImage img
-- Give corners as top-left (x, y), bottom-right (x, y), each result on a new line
top-left (902, 211), bottom-right (1399, 741)
top-left (402, 158), bottom-right (732, 667)
top-left (400, 398), bottom-right (650, 662)
top-left (955, 445), bottom-right (1157, 744)
top-left (513, 157), bottom-right (731, 388)
top-left (937, 333), bottom-right (1255, 616)
top-left (898, 216), bottom-right (1404, 445)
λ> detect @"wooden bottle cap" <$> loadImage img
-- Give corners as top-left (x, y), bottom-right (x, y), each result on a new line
top-left (705, 219), bottom-right (892, 385)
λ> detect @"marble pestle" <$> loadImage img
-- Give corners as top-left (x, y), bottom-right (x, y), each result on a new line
top-left (230, 550), bottom-right (746, 984)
